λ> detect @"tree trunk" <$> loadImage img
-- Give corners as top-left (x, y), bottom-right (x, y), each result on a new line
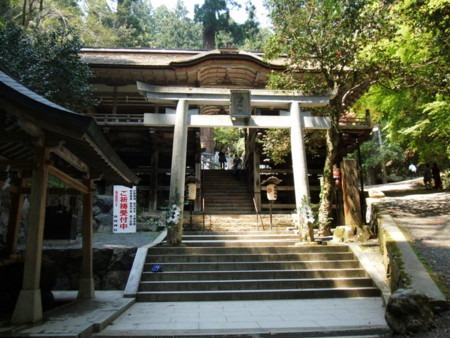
top-left (167, 225), bottom-right (182, 245)
top-left (203, 27), bottom-right (216, 49)
top-left (318, 113), bottom-right (340, 236)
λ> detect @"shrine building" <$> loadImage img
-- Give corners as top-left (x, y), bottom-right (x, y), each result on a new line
top-left (80, 46), bottom-right (372, 222)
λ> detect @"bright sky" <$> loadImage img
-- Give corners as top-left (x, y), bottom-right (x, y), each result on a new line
top-left (150, 0), bottom-right (271, 27)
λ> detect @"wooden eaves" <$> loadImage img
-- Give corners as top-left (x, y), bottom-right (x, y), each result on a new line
top-left (0, 70), bottom-right (139, 188)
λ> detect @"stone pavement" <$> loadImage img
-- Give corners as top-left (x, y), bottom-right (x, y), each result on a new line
top-left (0, 291), bottom-right (389, 337)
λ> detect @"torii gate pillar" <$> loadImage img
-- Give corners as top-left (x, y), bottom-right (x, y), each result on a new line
top-left (290, 101), bottom-right (310, 209)
top-left (168, 99), bottom-right (189, 243)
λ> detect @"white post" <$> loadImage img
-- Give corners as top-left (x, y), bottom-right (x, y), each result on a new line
top-left (290, 101), bottom-right (310, 209)
top-left (169, 99), bottom-right (189, 241)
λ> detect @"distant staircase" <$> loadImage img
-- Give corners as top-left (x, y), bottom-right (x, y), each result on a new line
top-left (202, 169), bottom-right (254, 214)
top-left (136, 231), bottom-right (381, 302)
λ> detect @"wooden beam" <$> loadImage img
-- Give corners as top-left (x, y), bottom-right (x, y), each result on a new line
top-left (48, 165), bottom-right (89, 194)
top-left (51, 144), bottom-right (89, 173)
top-left (16, 120), bottom-right (44, 146)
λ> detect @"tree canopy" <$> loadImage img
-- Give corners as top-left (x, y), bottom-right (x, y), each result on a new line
top-left (264, 0), bottom-right (398, 237)
top-left (0, 23), bottom-right (95, 111)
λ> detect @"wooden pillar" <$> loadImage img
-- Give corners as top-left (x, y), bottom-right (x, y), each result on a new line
top-left (12, 147), bottom-right (50, 324)
top-left (290, 102), bottom-right (310, 209)
top-left (169, 99), bottom-right (189, 242)
top-left (78, 178), bottom-right (95, 299)
top-left (341, 159), bottom-right (362, 225)
top-left (5, 177), bottom-right (25, 253)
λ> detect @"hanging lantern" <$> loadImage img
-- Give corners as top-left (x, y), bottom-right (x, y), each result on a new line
top-left (186, 176), bottom-right (198, 201)
top-left (187, 183), bottom-right (196, 200)
top-left (261, 176), bottom-right (282, 202)
top-left (267, 183), bottom-right (278, 201)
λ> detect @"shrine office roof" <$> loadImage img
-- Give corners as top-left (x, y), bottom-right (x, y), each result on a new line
top-left (0, 70), bottom-right (139, 186)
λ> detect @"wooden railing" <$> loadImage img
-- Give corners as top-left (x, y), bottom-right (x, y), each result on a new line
top-left (338, 116), bottom-right (370, 127)
top-left (91, 113), bottom-right (371, 128)
top-left (91, 114), bottom-right (145, 126)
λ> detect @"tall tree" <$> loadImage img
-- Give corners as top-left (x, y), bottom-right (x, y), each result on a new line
top-left (356, 0), bottom-right (450, 165)
top-left (152, 1), bottom-right (202, 49)
top-left (0, 23), bottom-right (95, 111)
top-left (264, 0), bottom-right (395, 237)
top-left (116, 0), bottom-right (154, 47)
top-left (194, 0), bottom-right (237, 49)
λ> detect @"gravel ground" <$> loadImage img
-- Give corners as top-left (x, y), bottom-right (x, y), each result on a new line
top-left (367, 180), bottom-right (450, 337)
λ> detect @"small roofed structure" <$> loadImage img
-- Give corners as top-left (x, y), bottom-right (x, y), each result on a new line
top-left (0, 70), bottom-right (139, 324)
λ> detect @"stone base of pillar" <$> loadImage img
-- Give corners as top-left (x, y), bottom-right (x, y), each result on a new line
top-left (11, 289), bottom-right (43, 324)
top-left (77, 278), bottom-right (95, 299)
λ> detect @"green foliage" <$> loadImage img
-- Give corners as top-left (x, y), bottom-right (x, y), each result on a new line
top-left (194, 0), bottom-right (266, 49)
top-left (257, 129), bottom-right (290, 164)
top-left (0, 23), bottom-right (95, 111)
top-left (355, 1), bottom-right (449, 166)
top-left (356, 132), bottom-right (405, 176)
top-left (214, 127), bottom-right (242, 154)
top-left (152, 2), bottom-right (202, 49)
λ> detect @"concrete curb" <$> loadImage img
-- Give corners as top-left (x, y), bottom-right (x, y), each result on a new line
top-left (379, 212), bottom-right (446, 302)
top-left (123, 229), bottom-right (167, 298)
top-left (348, 243), bottom-right (391, 305)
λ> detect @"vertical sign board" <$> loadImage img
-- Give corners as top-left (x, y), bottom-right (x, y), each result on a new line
top-left (230, 90), bottom-right (251, 119)
top-left (113, 185), bottom-right (137, 233)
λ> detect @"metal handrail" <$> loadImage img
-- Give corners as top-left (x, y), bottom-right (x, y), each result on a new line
top-left (253, 197), bottom-right (264, 231)
top-left (202, 197), bottom-right (205, 231)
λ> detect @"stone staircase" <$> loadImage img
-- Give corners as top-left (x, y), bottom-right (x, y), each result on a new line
top-left (184, 214), bottom-right (294, 231)
top-left (136, 231), bottom-right (381, 302)
top-left (201, 169), bottom-right (254, 214)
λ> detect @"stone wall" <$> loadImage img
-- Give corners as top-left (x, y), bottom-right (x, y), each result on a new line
top-left (43, 247), bottom-right (136, 290)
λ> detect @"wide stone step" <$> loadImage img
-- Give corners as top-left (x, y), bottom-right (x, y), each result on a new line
top-left (185, 215), bottom-right (294, 228)
top-left (136, 231), bottom-right (380, 302)
top-left (180, 239), bottom-right (300, 247)
top-left (145, 252), bottom-right (355, 263)
top-left (136, 287), bottom-right (381, 302)
top-left (146, 244), bottom-right (351, 255)
top-left (143, 260), bottom-right (361, 271)
top-left (181, 234), bottom-right (298, 241)
top-left (205, 207), bottom-right (255, 212)
top-left (141, 268), bottom-right (369, 281)
top-left (139, 277), bottom-right (376, 292)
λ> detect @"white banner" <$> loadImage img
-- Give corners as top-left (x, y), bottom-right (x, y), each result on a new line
top-left (113, 186), bottom-right (137, 233)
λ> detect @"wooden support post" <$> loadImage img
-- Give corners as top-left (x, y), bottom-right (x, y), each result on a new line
top-left (341, 159), bottom-right (363, 225)
top-left (5, 177), bottom-right (25, 253)
top-left (78, 178), bottom-right (95, 299)
top-left (12, 147), bottom-right (50, 324)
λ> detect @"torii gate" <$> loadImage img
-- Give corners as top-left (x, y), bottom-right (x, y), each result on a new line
top-left (137, 83), bottom-right (333, 235)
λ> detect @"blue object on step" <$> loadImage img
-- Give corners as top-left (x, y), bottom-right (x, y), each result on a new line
top-left (151, 264), bottom-right (163, 272)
